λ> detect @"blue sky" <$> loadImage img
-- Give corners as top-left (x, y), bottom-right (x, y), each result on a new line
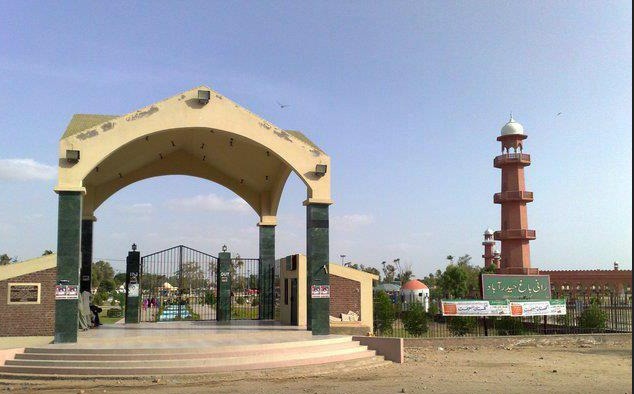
top-left (0, 1), bottom-right (631, 275)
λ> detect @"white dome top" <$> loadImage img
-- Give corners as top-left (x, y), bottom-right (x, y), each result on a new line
top-left (501, 115), bottom-right (524, 136)
top-left (484, 228), bottom-right (494, 236)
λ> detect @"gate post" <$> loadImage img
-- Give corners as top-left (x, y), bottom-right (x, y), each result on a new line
top-left (306, 203), bottom-right (330, 335)
top-left (54, 191), bottom-right (83, 343)
top-left (125, 244), bottom-right (141, 324)
top-left (258, 225), bottom-right (275, 320)
top-left (217, 248), bottom-right (232, 322)
top-left (79, 217), bottom-right (94, 294)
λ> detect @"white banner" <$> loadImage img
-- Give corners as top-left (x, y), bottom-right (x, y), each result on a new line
top-left (442, 299), bottom-right (566, 317)
top-left (441, 300), bottom-right (510, 316)
top-left (510, 300), bottom-right (566, 316)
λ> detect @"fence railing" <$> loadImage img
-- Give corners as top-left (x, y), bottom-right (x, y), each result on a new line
top-left (373, 294), bottom-right (632, 338)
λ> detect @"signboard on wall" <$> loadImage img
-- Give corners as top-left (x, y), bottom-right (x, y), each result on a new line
top-left (482, 274), bottom-right (551, 300)
top-left (311, 285), bottom-right (330, 298)
top-left (55, 284), bottom-right (79, 300)
top-left (7, 283), bottom-right (41, 304)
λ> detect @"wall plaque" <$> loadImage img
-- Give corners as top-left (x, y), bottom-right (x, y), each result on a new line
top-left (7, 283), bottom-right (41, 304)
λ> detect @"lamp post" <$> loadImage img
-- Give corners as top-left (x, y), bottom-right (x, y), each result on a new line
top-left (340, 254), bottom-right (346, 265)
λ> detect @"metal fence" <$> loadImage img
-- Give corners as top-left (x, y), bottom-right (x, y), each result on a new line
top-left (230, 256), bottom-right (260, 320)
top-left (373, 294), bottom-right (632, 338)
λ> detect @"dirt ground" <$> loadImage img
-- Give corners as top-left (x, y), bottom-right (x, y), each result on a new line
top-left (0, 335), bottom-right (631, 394)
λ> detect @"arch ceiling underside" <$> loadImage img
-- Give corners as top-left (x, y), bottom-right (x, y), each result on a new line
top-left (56, 86), bottom-right (332, 225)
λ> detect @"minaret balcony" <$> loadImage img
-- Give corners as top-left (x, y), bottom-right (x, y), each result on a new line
top-left (494, 229), bottom-right (536, 240)
top-left (494, 191), bottom-right (534, 203)
top-left (494, 153), bottom-right (531, 168)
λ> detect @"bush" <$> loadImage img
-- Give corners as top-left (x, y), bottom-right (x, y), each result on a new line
top-left (427, 302), bottom-right (439, 318)
top-left (403, 301), bottom-right (428, 336)
top-left (447, 316), bottom-right (477, 336)
top-left (251, 297), bottom-right (259, 306)
top-left (235, 296), bottom-right (246, 305)
top-left (374, 291), bottom-right (396, 335)
top-left (578, 304), bottom-right (608, 331)
top-left (106, 308), bottom-right (123, 318)
top-left (493, 317), bottom-right (526, 336)
top-left (92, 291), bottom-right (108, 306)
top-left (204, 291), bottom-right (216, 306)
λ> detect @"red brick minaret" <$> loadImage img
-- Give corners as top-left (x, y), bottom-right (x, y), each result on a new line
top-left (482, 228), bottom-right (496, 268)
top-left (493, 116), bottom-right (538, 275)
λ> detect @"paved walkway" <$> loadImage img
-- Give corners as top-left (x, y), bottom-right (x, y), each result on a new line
top-left (7, 321), bottom-right (341, 351)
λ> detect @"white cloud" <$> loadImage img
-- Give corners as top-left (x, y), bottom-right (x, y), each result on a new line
top-left (118, 203), bottom-right (154, 215)
top-left (331, 214), bottom-right (375, 231)
top-left (166, 193), bottom-right (251, 214)
top-left (0, 159), bottom-right (56, 181)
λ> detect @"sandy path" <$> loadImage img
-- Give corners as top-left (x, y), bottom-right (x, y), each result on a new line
top-left (1, 335), bottom-right (630, 394)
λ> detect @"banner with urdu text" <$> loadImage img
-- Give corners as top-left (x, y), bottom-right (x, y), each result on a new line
top-left (441, 299), bottom-right (566, 317)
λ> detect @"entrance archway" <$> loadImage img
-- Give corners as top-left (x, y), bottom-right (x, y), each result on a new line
top-left (53, 86), bottom-right (332, 342)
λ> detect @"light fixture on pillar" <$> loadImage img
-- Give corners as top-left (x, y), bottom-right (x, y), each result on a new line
top-left (198, 90), bottom-right (210, 105)
top-left (65, 150), bottom-right (80, 163)
top-left (314, 164), bottom-right (327, 177)
top-left (222, 244), bottom-right (227, 252)
top-left (131, 243), bottom-right (137, 251)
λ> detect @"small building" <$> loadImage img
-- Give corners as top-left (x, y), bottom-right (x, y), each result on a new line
top-left (400, 279), bottom-right (430, 311)
top-left (278, 254), bottom-right (377, 335)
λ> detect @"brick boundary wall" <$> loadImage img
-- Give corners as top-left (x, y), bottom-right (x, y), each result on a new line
top-left (329, 274), bottom-right (360, 319)
top-left (0, 268), bottom-right (56, 336)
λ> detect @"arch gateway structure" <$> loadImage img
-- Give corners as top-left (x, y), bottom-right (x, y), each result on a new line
top-left (54, 86), bottom-right (332, 343)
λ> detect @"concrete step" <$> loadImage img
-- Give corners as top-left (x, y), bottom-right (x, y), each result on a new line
top-left (21, 335), bottom-right (353, 354)
top-left (0, 337), bottom-right (380, 378)
top-left (15, 341), bottom-right (361, 361)
top-left (0, 350), bottom-right (377, 376)
top-left (0, 355), bottom-right (388, 380)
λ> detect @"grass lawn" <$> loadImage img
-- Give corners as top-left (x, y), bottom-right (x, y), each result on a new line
top-left (98, 306), bottom-right (124, 324)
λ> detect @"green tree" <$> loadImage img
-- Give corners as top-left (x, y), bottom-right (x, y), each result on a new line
top-left (381, 261), bottom-right (397, 284)
top-left (578, 302), bottom-right (608, 331)
top-left (99, 279), bottom-right (116, 293)
top-left (42, 250), bottom-right (54, 256)
top-left (91, 260), bottom-right (115, 290)
top-left (403, 301), bottom-right (428, 336)
top-left (171, 261), bottom-right (208, 293)
top-left (361, 266), bottom-right (381, 277)
top-left (113, 272), bottom-right (127, 287)
top-left (374, 291), bottom-right (396, 335)
top-left (0, 254), bottom-right (11, 266)
top-left (440, 264), bottom-right (468, 299)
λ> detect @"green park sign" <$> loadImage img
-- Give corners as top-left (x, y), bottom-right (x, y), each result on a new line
top-left (482, 274), bottom-right (551, 300)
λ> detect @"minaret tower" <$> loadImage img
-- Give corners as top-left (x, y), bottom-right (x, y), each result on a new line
top-left (482, 228), bottom-right (496, 268)
top-left (493, 116), bottom-right (538, 275)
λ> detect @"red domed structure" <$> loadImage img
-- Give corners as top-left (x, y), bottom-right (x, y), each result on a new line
top-left (401, 280), bottom-right (430, 311)
top-left (402, 280), bottom-right (428, 290)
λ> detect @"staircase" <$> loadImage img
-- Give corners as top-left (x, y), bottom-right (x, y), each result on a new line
top-left (0, 336), bottom-right (382, 378)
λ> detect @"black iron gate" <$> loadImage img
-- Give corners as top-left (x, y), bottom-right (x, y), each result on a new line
top-left (139, 245), bottom-right (218, 322)
top-left (230, 255), bottom-right (260, 320)
top-left (138, 246), bottom-right (261, 322)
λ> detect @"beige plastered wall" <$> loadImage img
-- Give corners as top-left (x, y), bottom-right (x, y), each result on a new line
top-left (279, 255), bottom-right (307, 326)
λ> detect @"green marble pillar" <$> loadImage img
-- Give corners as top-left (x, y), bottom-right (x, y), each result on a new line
top-left (306, 203), bottom-right (330, 335)
top-left (258, 225), bottom-right (275, 320)
top-left (216, 251), bottom-right (232, 322)
top-left (125, 249), bottom-right (140, 323)
top-left (54, 192), bottom-right (82, 343)
top-left (80, 219), bottom-right (93, 294)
